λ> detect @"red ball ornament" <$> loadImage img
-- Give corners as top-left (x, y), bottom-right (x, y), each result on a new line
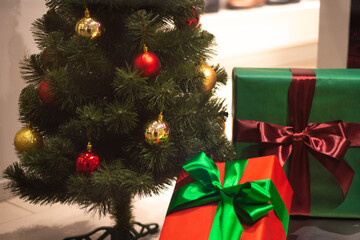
top-left (188, 10), bottom-right (200, 29)
top-left (76, 151), bottom-right (100, 175)
top-left (133, 51), bottom-right (161, 78)
top-left (38, 80), bottom-right (55, 104)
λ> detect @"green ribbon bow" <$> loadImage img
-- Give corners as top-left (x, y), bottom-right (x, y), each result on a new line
top-left (167, 152), bottom-right (289, 240)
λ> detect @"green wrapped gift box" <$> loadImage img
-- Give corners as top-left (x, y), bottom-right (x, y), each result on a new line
top-left (232, 68), bottom-right (360, 218)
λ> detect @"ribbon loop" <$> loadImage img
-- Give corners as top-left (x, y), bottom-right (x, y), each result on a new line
top-left (237, 182), bottom-right (272, 204)
top-left (233, 181), bottom-right (274, 223)
top-left (258, 120), bottom-right (351, 162)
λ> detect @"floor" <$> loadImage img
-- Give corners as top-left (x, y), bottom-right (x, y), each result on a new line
top-left (0, 189), bottom-right (174, 240)
top-left (3, 186), bottom-right (360, 240)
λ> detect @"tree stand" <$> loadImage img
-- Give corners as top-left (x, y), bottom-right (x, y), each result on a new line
top-left (63, 222), bottom-right (159, 240)
top-left (64, 196), bottom-right (159, 240)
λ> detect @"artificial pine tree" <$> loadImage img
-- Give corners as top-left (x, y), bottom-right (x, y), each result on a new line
top-left (4, 0), bottom-right (234, 238)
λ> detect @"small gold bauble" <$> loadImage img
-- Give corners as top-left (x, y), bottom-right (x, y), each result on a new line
top-left (145, 114), bottom-right (169, 144)
top-left (200, 64), bottom-right (217, 93)
top-left (14, 124), bottom-right (43, 152)
top-left (75, 8), bottom-right (101, 39)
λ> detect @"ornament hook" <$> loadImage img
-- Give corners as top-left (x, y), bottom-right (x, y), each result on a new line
top-left (87, 141), bottom-right (92, 152)
top-left (85, 8), bottom-right (90, 18)
top-left (158, 112), bottom-right (163, 122)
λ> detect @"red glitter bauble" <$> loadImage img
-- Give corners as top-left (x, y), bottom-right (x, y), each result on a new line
top-left (76, 151), bottom-right (100, 174)
top-left (188, 9), bottom-right (200, 29)
top-left (133, 51), bottom-right (161, 78)
top-left (38, 80), bottom-right (55, 104)
top-left (188, 10), bottom-right (200, 29)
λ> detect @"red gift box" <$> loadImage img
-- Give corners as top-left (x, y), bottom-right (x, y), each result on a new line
top-left (159, 153), bottom-right (293, 240)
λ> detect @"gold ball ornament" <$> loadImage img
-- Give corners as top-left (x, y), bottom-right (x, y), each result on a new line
top-left (75, 8), bottom-right (101, 39)
top-left (145, 113), bottom-right (169, 144)
top-left (200, 64), bottom-right (217, 92)
top-left (14, 124), bottom-right (43, 152)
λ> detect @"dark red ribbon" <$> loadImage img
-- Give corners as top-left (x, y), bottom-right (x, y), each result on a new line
top-left (234, 69), bottom-right (357, 215)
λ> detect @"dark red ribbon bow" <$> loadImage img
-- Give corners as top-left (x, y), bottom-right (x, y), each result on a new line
top-left (234, 69), bottom-right (355, 215)
top-left (258, 120), bottom-right (350, 166)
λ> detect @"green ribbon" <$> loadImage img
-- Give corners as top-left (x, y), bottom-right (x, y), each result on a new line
top-left (167, 152), bottom-right (289, 240)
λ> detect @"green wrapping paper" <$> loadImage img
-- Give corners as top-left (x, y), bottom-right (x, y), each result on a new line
top-left (232, 68), bottom-right (360, 218)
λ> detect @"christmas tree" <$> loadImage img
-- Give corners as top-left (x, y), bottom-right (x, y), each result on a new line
top-left (4, 0), bottom-right (234, 238)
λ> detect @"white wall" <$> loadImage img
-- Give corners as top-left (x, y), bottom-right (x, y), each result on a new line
top-left (0, 0), bottom-right (47, 201)
top-left (317, 0), bottom-right (351, 68)
top-left (203, 1), bottom-right (320, 74)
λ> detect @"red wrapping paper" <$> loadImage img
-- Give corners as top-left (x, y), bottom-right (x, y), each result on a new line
top-left (159, 155), bottom-right (293, 240)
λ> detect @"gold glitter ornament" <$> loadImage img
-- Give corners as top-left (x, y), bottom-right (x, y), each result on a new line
top-left (145, 113), bottom-right (169, 144)
top-left (200, 64), bottom-right (217, 93)
top-left (75, 8), bottom-right (101, 39)
top-left (14, 123), bottom-right (43, 152)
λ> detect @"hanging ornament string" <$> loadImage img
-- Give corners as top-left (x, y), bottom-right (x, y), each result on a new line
top-left (87, 119), bottom-right (92, 152)
top-left (159, 79), bottom-right (166, 131)
top-left (140, 14), bottom-right (147, 53)
top-left (143, 75), bottom-right (169, 144)
top-left (160, 86), bottom-right (166, 115)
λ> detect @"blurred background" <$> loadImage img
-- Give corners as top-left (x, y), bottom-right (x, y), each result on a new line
top-left (0, 0), bottom-right (357, 239)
